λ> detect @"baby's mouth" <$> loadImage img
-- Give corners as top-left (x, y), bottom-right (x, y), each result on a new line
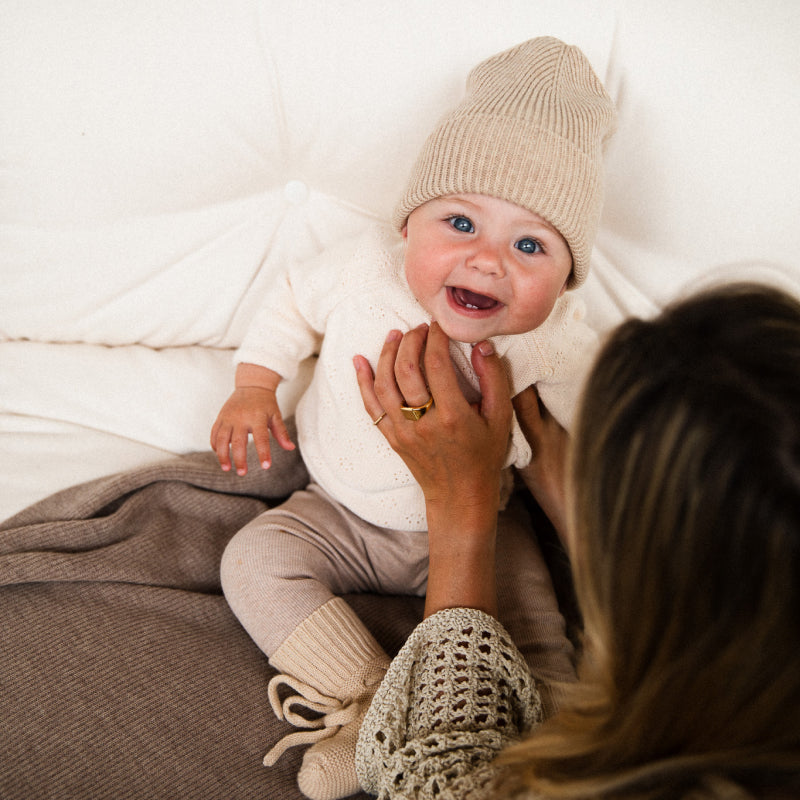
top-left (448, 286), bottom-right (501, 312)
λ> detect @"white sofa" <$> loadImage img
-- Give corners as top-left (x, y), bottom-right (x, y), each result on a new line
top-left (3, 0), bottom-right (799, 523)
top-left (1, 2), bottom-right (799, 798)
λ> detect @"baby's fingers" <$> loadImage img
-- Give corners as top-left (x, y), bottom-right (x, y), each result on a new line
top-left (212, 424), bottom-right (235, 472)
top-left (230, 427), bottom-right (252, 476)
top-left (250, 424), bottom-right (273, 470)
top-left (268, 414), bottom-right (296, 457)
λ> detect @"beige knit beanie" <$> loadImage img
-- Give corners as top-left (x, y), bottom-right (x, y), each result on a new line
top-left (393, 37), bottom-right (617, 288)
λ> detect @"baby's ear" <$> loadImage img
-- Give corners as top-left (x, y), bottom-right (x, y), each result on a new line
top-left (401, 224), bottom-right (408, 240)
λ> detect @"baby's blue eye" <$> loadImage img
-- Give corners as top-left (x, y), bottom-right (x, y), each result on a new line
top-left (516, 238), bottom-right (543, 254)
top-left (449, 216), bottom-right (474, 233)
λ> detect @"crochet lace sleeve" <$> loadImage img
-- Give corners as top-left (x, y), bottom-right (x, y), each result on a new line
top-left (356, 607), bottom-right (542, 800)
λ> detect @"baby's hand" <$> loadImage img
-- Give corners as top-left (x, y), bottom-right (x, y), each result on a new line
top-left (210, 386), bottom-right (295, 475)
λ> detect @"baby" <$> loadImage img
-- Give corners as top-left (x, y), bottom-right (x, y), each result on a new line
top-left (214, 37), bottom-right (616, 800)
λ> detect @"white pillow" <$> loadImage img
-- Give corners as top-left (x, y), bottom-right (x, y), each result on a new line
top-left (1, 0), bottom-right (615, 348)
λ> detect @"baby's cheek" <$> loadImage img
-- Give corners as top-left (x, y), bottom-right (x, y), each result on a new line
top-left (406, 270), bottom-right (438, 312)
top-left (511, 295), bottom-right (557, 333)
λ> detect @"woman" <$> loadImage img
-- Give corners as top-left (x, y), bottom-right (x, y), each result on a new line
top-left (353, 283), bottom-right (800, 798)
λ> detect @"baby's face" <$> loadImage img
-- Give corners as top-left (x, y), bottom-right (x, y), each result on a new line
top-left (403, 194), bottom-right (572, 343)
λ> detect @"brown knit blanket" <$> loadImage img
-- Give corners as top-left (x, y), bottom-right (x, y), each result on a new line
top-left (0, 438), bottom-right (423, 800)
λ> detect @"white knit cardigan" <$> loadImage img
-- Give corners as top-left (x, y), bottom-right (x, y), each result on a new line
top-left (236, 223), bottom-right (596, 531)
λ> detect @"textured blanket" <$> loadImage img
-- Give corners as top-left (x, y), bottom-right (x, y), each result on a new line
top-left (0, 437), bottom-right (424, 800)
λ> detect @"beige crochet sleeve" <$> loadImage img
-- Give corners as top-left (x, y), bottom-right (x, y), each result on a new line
top-left (356, 607), bottom-right (542, 799)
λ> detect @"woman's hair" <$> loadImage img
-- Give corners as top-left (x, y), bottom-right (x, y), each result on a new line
top-left (500, 283), bottom-right (800, 798)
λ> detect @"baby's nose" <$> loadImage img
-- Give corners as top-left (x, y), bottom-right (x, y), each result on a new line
top-left (468, 245), bottom-right (505, 276)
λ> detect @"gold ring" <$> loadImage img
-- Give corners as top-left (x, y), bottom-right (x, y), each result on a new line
top-left (372, 411), bottom-right (387, 426)
top-left (400, 395), bottom-right (433, 421)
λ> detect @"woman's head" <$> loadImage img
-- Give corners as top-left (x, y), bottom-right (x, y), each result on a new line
top-left (506, 283), bottom-right (800, 796)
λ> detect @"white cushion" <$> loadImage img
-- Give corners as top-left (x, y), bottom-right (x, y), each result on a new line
top-left (2, 0), bottom-right (799, 521)
top-left (0, 0), bottom-right (614, 348)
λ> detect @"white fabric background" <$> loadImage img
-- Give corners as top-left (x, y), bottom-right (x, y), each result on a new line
top-left (2, 0), bottom-right (799, 520)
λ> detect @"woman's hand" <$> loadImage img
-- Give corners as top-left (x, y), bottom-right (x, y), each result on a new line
top-left (354, 322), bottom-right (513, 617)
top-left (354, 322), bottom-right (512, 519)
top-left (513, 386), bottom-right (569, 542)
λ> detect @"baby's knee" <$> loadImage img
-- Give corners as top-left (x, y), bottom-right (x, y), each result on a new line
top-left (220, 520), bottom-right (277, 596)
top-left (220, 516), bottom-right (323, 600)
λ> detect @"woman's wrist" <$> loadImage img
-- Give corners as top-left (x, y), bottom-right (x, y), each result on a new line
top-left (424, 501), bottom-right (499, 619)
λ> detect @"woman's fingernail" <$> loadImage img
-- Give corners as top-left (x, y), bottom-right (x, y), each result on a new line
top-left (476, 340), bottom-right (495, 356)
top-left (386, 329), bottom-right (401, 342)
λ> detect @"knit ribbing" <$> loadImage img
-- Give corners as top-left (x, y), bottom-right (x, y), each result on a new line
top-left (270, 597), bottom-right (389, 700)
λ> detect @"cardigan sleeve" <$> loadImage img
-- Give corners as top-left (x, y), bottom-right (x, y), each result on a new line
top-left (356, 607), bottom-right (542, 800)
top-left (234, 267), bottom-right (322, 381)
top-left (234, 231), bottom-right (374, 381)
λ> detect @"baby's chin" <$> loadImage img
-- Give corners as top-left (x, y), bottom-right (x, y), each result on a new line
top-left (434, 317), bottom-right (510, 345)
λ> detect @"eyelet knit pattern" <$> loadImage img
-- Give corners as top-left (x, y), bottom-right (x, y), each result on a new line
top-left (235, 223), bottom-right (597, 531)
top-left (356, 607), bottom-right (542, 799)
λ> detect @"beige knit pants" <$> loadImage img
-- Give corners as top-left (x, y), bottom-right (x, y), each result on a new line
top-left (221, 482), bottom-right (575, 701)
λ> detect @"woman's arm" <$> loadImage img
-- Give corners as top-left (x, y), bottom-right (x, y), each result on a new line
top-left (353, 322), bottom-right (513, 617)
top-left (355, 607), bottom-right (540, 800)
top-left (513, 386), bottom-right (570, 543)
top-left (353, 323), bottom-right (543, 798)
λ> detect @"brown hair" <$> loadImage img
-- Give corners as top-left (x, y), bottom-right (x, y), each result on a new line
top-left (500, 283), bottom-right (800, 798)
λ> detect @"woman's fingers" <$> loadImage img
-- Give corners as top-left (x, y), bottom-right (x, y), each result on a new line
top-left (393, 324), bottom-right (431, 408)
top-left (416, 322), bottom-right (461, 414)
top-left (355, 324), bottom-right (444, 445)
top-left (354, 322), bottom-right (515, 514)
top-left (511, 382), bottom-right (544, 443)
top-left (420, 323), bottom-right (512, 436)
top-left (470, 337), bottom-right (513, 434)
top-left (373, 328), bottom-right (417, 421)
top-left (512, 384), bottom-right (569, 540)
top-left (353, 353), bottom-right (384, 423)
top-left (355, 323), bottom-right (512, 451)
top-left (354, 327), bottom-right (409, 434)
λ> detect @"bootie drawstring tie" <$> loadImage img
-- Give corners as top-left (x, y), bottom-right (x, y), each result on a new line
top-left (263, 673), bottom-right (361, 767)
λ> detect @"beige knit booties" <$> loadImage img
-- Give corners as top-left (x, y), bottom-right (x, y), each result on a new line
top-left (263, 598), bottom-right (391, 800)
